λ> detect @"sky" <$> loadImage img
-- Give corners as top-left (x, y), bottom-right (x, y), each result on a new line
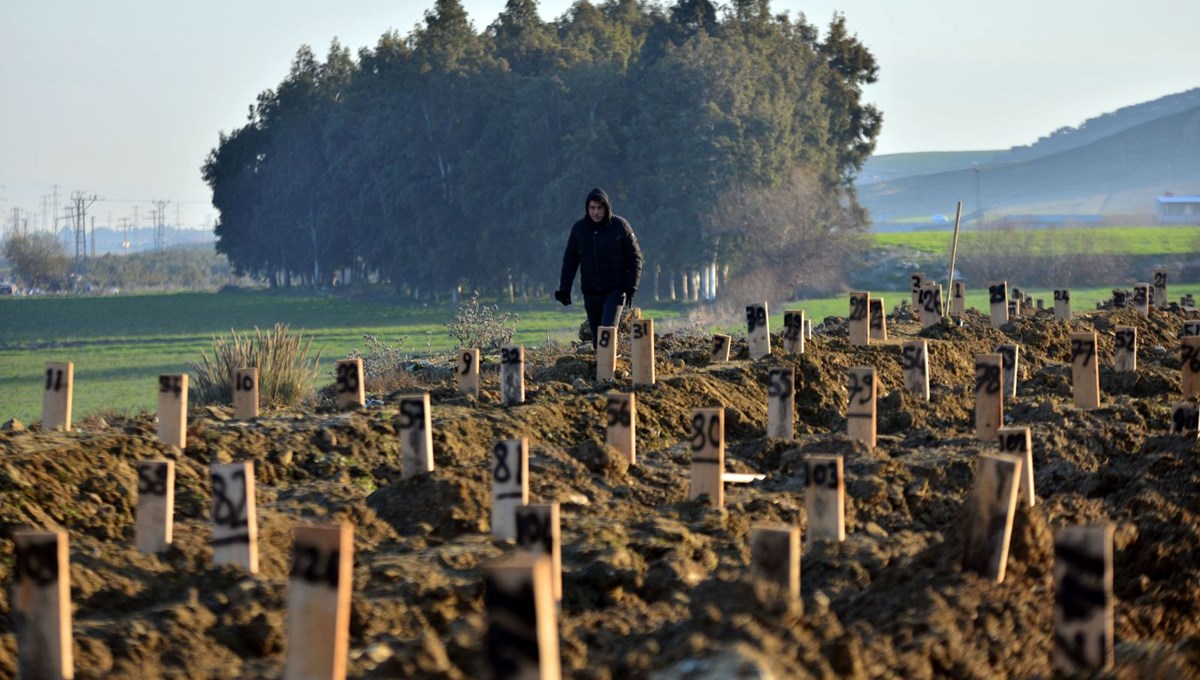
top-left (1, 0), bottom-right (1197, 233)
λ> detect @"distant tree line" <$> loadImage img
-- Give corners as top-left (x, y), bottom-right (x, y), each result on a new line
top-left (202, 0), bottom-right (881, 302)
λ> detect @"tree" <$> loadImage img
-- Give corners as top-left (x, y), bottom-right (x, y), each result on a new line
top-left (3, 233), bottom-right (70, 288)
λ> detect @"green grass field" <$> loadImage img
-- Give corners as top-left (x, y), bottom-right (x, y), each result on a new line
top-left (872, 226), bottom-right (1200, 257)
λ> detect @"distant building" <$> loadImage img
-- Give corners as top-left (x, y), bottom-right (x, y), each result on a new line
top-left (1156, 195), bottom-right (1200, 224)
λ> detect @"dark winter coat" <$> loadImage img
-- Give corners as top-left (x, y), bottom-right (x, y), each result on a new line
top-left (559, 188), bottom-right (643, 296)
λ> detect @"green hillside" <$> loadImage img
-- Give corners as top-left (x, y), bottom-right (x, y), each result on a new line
top-left (857, 150), bottom-right (1004, 186)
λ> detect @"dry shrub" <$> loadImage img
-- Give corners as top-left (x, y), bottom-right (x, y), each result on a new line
top-left (191, 324), bottom-right (323, 408)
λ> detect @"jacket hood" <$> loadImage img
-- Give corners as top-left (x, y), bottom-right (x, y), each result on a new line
top-left (585, 187), bottom-right (612, 224)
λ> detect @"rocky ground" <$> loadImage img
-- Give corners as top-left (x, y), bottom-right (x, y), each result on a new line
top-left (2, 305), bottom-right (1200, 679)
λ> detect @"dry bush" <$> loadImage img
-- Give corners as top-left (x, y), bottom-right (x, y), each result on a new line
top-left (191, 324), bottom-right (323, 408)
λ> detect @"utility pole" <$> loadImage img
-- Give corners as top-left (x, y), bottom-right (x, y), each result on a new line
top-left (90, 216), bottom-right (96, 258)
top-left (119, 218), bottom-right (130, 253)
top-left (69, 191), bottom-right (99, 276)
top-left (152, 199), bottom-right (170, 250)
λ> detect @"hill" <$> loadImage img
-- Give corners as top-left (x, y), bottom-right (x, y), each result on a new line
top-left (858, 150), bottom-right (1004, 186)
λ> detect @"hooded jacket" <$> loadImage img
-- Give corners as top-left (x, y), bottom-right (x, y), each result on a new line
top-left (559, 187), bottom-right (643, 296)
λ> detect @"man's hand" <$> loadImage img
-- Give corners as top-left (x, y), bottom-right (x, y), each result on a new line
top-left (554, 290), bottom-right (572, 306)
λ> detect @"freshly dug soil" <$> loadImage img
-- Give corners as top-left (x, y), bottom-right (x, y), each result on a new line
top-left (2, 306), bottom-right (1200, 678)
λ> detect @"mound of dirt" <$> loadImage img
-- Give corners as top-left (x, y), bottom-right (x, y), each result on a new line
top-left (3, 306), bottom-right (1200, 678)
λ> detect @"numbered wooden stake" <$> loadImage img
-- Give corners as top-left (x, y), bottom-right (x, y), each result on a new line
top-left (631, 318), bottom-right (655, 385)
top-left (1008, 299), bottom-right (1018, 319)
top-left (457, 348), bottom-right (481, 398)
top-left (484, 552), bottom-right (561, 680)
top-left (995, 344), bottom-right (1019, 398)
top-left (689, 407), bottom-right (724, 506)
top-left (516, 503), bottom-right (562, 603)
top-left (710, 334), bottom-right (731, 363)
top-left (846, 367), bottom-right (876, 448)
top-left (500, 345), bottom-right (525, 406)
top-left (595, 326), bottom-right (617, 381)
top-left (284, 524), bottom-right (353, 680)
top-left (962, 453), bottom-right (1021, 583)
top-left (233, 367), bottom-right (259, 420)
top-left (900, 340), bottom-right (930, 401)
top-left (42, 361), bottom-right (73, 431)
top-left (869, 298), bottom-right (887, 340)
top-left (848, 292), bottom-right (870, 346)
top-left (1153, 270), bottom-right (1168, 310)
top-left (910, 272), bottom-right (925, 313)
top-left (804, 455), bottom-right (845, 544)
top-left (989, 281), bottom-right (1009, 328)
top-left (1170, 402), bottom-right (1199, 437)
top-left (1114, 326), bottom-right (1137, 372)
top-left (398, 393), bottom-right (434, 478)
top-left (804, 318), bottom-right (812, 340)
top-left (746, 302), bottom-right (771, 359)
top-left (334, 359), bottom-right (364, 409)
top-left (1054, 289), bottom-right (1071, 321)
top-left (997, 427), bottom-right (1036, 507)
top-left (211, 461), bottom-right (258, 573)
top-left (157, 373), bottom-right (188, 449)
top-left (605, 392), bottom-right (636, 465)
top-left (918, 284), bottom-right (942, 327)
top-left (951, 280), bottom-right (966, 317)
top-left (766, 366), bottom-right (794, 440)
top-left (13, 530), bottom-right (73, 680)
top-left (1071, 332), bottom-right (1100, 409)
top-left (491, 438), bottom-right (529, 540)
top-left (782, 310), bottom-right (806, 354)
top-left (136, 460), bottom-right (175, 553)
top-left (1132, 283), bottom-right (1150, 315)
top-left (749, 525), bottom-right (800, 601)
top-left (1182, 337), bottom-right (1200, 399)
top-left (975, 354), bottom-right (1004, 441)
top-left (1111, 289), bottom-right (1128, 309)
top-left (1183, 321), bottom-right (1200, 338)
top-left (1053, 524), bottom-right (1114, 673)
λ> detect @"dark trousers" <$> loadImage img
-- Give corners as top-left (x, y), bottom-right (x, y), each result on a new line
top-left (584, 290), bottom-right (625, 349)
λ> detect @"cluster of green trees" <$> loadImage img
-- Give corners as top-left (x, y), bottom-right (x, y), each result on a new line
top-left (203, 0), bottom-right (881, 301)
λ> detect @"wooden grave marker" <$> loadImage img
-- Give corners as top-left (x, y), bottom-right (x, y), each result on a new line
top-left (500, 345), bottom-right (525, 406)
top-left (804, 318), bottom-right (812, 340)
top-left (1054, 289), bottom-right (1071, 321)
top-left (689, 407), bottom-right (724, 506)
top-left (135, 460), bottom-right (175, 553)
top-left (1114, 326), bottom-right (1137, 372)
top-left (457, 348), bottom-right (481, 398)
top-left (710, 334), bottom-right (731, 363)
top-left (484, 553), bottom-right (560, 680)
top-left (749, 525), bottom-right (800, 602)
top-left (516, 503), bottom-right (563, 603)
top-left (631, 318), bottom-right (655, 385)
top-left (398, 393), bottom-right (434, 478)
top-left (1153, 270), bottom-right (1168, 310)
top-left (157, 373), bottom-right (188, 449)
top-left (233, 367), bottom-right (259, 420)
top-left (13, 530), bottom-right (73, 680)
top-left (605, 392), bottom-right (636, 465)
top-left (1071, 332), bottom-right (1100, 409)
top-left (910, 272), bottom-right (925, 314)
top-left (997, 427), bottom-right (1036, 507)
top-left (1183, 336), bottom-right (1200, 399)
top-left (283, 524), bottom-right (353, 680)
top-left (962, 452), bottom-right (1022, 583)
top-left (1053, 524), bottom-right (1114, 673)
top-left (1007, 299), bottom-right (1018, 319)
top-left (1170, 402), bottom-right (1199, 437)
top-left (848, 292), bottom-right (870, 346)
top-left (900, 340), bottom-right (930, 401)
top-left (1111, 289), bottom-right (1128, 309)
top-left (1183, 320), bottom-right (1200, 338)
top-left (595, 326), bottom-right (617, 381)
top-left (491, 438), bottom-right (529, 540)
top-left (847, 367), bottom-right (876, 448)
top-left (869, 298), bottom-right (887, 340)
top-left (782, 310), bottom-right (805, 354)
top-left (1132, 283), bottom-right (1151, 315)
top-left (212, 461), bottom-right (259, 573)
top-left (804, 454), bottom-right (845, 544)
top-left (334, 358), bottom-right (364, 409)
top-left (995, 344), bottom-right (1019, 398)
top-left (975, 354), bottom-right (1004, 441)
top-left (951, 280), bottom-right (966, 317)
top-left (767, 366), bottom-right (794, 440)
top-left (989, 281), bottom-right (1009, 328)
top-left (42, 361), bottom-right (73, 431)
top-left (918, 284), bottom-right (942, 327)
top-left (746, 302), bottom-right (771, 359)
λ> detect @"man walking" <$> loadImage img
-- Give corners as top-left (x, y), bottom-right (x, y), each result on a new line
top-left (555, 187), bottom-right (643, 348)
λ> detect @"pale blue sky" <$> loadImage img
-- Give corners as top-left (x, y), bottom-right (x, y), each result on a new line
top-left (1, 0), bottom-right (1196, 230)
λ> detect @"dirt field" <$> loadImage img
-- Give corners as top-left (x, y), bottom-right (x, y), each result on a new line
top-left (2, 304), bottom-right (1200, 678)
